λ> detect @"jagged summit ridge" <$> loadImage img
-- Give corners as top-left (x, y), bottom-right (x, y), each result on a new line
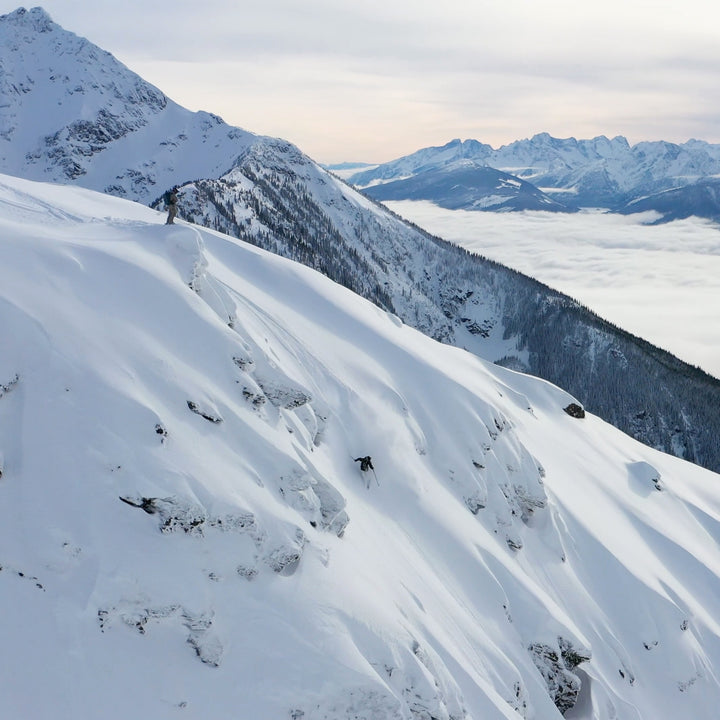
top-left (0, 6), bottom-right (53, 30)
top-left (349, 132), bottom-right (720, 210)
top-left (0, 6), bottom-right (262, 201)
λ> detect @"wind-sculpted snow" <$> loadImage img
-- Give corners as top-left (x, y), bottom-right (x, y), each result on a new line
top-left (2, 176), bottom-right (720, 719)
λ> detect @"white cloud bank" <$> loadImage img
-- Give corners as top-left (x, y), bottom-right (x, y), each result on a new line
top-left (386, 201), bottom-right (720, 380)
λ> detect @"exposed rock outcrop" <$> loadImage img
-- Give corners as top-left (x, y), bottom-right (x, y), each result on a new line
top-left (528, 638), bottom-right (591, 715)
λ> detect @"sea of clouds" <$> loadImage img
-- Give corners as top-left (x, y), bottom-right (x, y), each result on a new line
top-left (386, 202), bottom-right (720, 380)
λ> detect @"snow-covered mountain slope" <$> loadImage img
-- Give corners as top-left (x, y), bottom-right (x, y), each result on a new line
top-left (171, 140), bottom-right (720, 476)
top-left (618, 178), bottom-right (720, 224)
top-left (361, 162), bottom-right (574, 214)
top-left (3, 6), bottom-right (720, 476)
top-left (349, 136), bottom-right (720, 211)
top-left (0, 6), bottom-right (268, 203)
top-left (3, 174), bottom-right (720, 720)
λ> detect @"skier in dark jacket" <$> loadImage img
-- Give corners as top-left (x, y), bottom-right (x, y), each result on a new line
top-left (166, 187), bottom-right (179, 224)
top-left (354, 456), bottom-right (374, 472)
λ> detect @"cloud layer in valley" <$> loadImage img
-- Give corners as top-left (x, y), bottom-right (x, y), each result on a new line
top-left (386, 201), bottom-right (720, 380)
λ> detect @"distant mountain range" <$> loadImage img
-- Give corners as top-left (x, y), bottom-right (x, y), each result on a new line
top-left (2, 6), bottom-right (720, 478)
top-left (348, 136), bottom-right (720, 221)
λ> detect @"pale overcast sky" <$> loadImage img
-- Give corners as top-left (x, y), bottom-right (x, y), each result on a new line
top-left (5, 1), bottom-right (720, 162)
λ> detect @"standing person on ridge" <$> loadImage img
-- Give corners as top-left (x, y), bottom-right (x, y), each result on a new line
top-left (166, 187), bottom-right (179, 225)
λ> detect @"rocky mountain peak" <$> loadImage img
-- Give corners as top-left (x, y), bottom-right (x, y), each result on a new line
top-left (0, 8), bottom-right (262, 201)
top-left (0, 6), bottom-right (54, 32)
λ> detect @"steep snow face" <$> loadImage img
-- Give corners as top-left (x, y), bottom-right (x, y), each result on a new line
top-left (0, 7), bottom-right (262, 202)
top-left (173, 139), bottom-right (720, 477)
top-left (2, 174), bottom-right (720, 720)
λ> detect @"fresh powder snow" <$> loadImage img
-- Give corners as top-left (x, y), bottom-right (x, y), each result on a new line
top-left (1, 174), bottom-right (720, 719)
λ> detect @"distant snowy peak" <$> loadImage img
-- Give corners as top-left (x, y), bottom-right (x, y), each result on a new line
top-left (350, 133), bottom-right (720, 210)
top-left (0, 6), bottom-right (269, 202)
top-left (362, 161), bottom-right (575, 213)
top-left (351, 138), bottom-right (493, 186)
top-left (492, 134), bottom-right (633, 185)
top-left (618, 177), bottom-right (720, 223)
top-left (508, 132), bottom-right (631, 158)
top-left (351, 139), bottom-right (578, 213)
top-left (349, 134), bottom-right (633, 189)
